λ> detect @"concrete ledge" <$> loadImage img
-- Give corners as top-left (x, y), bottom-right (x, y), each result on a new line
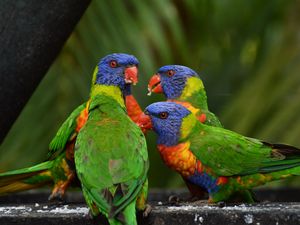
top-left (0, 189), bottom-right (300, 225)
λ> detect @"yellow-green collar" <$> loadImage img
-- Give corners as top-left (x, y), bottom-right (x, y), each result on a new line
top-left (90, 85), bottom-right (125, 108)
top-left (180, 113), bottom-right (197, 140)
top-left (179, 77), bottom-right (204, 100)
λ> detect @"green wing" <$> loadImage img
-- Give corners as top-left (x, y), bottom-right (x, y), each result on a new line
top-left (188, 122), bottom-right (300, 176)
top-left (201, 109), bottom-right (223, 127)
top-left (48, 102), bottom-right (86, 159)
top-left (75, 95), bottom-right (148, 217)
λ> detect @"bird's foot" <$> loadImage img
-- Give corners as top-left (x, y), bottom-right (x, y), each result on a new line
top-left (168, 195), bottom-right (181, 205)
top-left (48, 189), bottom-right (65, 203)
top-left (217, 201), bottom-right (226, 208)
top-left (85, 210), bottom-right (95, 220)
top-left (143, 204), bottom-right (152, 217)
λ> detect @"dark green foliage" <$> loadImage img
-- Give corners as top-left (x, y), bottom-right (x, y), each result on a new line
top-left (1, 0), bottom-right (300, 187)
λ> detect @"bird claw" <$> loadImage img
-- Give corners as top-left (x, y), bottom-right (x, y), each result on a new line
top-left (168, 195), bottom-right (180, 204)
top-left (48, 190), bottom-right (65, 203)
top-left (217, 201), bottom-right (226, 208)
top-left (143, 204), bottom-right (152, 217)
top-left (85, 210), bottom-right (95, 220)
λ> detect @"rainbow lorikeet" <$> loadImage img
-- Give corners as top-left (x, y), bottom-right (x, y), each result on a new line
top-left (147, 65), bottom-right (222, 127)
top-left (145, 101), bottom-right (300, 203)
top-left (74, 54), bottom-right (149, 224)
top-left (0, 53), bottom-right (145, 202)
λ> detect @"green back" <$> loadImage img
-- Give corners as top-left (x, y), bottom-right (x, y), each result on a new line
top-left (186, 120), bottom-right (300, 176)
top-left (75, 94), bottom-right (148, 217)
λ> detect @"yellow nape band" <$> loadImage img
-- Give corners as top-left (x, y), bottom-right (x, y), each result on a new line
top-left (180, 77), bottom-right (203, 99)
top-left (91, 66), bottom-right (98, 87)
top-left (181, 113), bottom-right (197, 139)
top-left (90, 85), bottom-right (125, 108)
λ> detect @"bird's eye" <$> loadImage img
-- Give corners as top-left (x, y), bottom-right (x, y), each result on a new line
top-left (109, 60), bottom-right (118, 68)
top-left (159, 112), bottom-right (168, 119)
top-left (167, 70), bottom-right (175, 77)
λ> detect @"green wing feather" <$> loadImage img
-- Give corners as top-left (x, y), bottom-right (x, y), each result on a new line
top-left (201, 109), bottom-right (223, 127)
top-left (75, 95), bottom-right (148, 219)
top-left (188, 122), bottom-right (300, 176)
top-left (48, 102), bottom-right (86, 159)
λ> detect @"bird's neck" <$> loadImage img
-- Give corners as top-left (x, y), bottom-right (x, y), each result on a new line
top-left (90, 84), bottom-right (125, 108)
top-left (179, 113), bottom-right (198, 141)
top-left (177, 77), bottom-right (208, 110)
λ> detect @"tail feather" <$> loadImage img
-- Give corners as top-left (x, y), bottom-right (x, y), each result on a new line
top-left (0, 179), bottom-right (51, 195)
top-left (108, 218), bottom-right (123, 225)
top-left (108, 201), bottom-right (137, 225)
top-left (254, 142), bottom-right (300, 173)
top-left (0, 161), bottom-right (54, 195)
top-left (238, 165), bottom-right (300, 190)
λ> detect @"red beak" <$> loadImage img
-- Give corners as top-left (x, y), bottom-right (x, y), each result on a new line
top-left (147, 74), bottom-right (163, 95)
top-left (136, 113), bottom-right (152, 133)
top-left (124, 66), bottom-right (138, 85)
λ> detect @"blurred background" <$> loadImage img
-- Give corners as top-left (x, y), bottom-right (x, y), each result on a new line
top-left (1, 0), bottom-right (300, 188)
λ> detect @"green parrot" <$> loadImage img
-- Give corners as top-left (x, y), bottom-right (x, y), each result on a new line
top-left (145, 101), bottom-right (300, 203)
top-left (74, 53), bottom-right (149, 224)
top-left (0, 53), bottom-right (145, 203)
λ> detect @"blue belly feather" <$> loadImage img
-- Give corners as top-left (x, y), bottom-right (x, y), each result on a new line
top-left (187, 171), bottom-right (219, 193)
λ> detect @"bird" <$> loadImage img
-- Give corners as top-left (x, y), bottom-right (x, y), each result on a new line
top-left (75, 53), bottom-right (149, 224)
top-left (145, 101), bottom-right (300, 203)
top-left (0, 53), bottom-right (147, 205)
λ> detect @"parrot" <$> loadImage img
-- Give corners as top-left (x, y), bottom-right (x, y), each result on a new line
top-left (74, 53), bottom-right (149, 224)
top-left (147, 65), bottom-right (222, 127)
top-left (145, 101), bottom-right (300, 203)
top-left (0, 53), bottom-right (146, 203)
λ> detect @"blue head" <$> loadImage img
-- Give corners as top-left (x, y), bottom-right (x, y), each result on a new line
top-left (95, 53), bottom-right (139, 91)
top-left (148, 65), bottom-right (199, 99)
top-left (145, 102), bottom-right (192, 146)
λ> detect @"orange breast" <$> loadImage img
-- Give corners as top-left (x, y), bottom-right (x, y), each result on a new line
top-left (75, 101), bottom-right (90, 132)
top-left (157, 142), bottom-right (198, 177)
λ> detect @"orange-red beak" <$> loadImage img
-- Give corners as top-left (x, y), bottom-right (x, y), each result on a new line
top-left (147, 74), bottom-right (163, 96)
top-left (124, 66), bottom-right (138, 85)
top-left (136, 113), bottom-right (152, 133)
